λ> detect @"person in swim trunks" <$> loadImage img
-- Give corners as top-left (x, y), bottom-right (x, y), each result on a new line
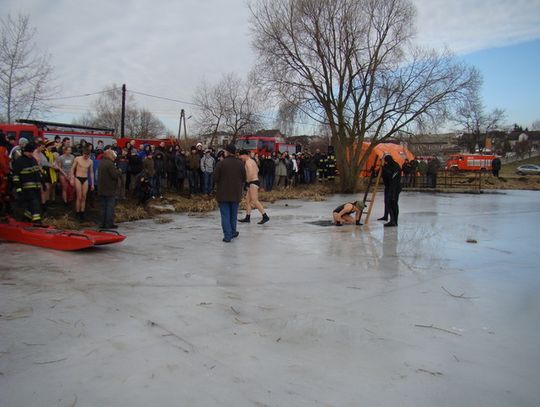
top-left (71, 146), bottom-right (94, 220)
top-left (56, 146), bottom-right (75, 205)
top-left (237, 150), bottom-right (269, 224)
top-left (333, 200), bottom-right (364, 226)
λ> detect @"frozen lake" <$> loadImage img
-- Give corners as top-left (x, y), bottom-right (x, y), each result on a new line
top-left (1, 190), bottom-right (539, 406)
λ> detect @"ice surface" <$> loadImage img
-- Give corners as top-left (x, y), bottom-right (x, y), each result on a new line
top-left (1, 191), bottom-right (539, 407)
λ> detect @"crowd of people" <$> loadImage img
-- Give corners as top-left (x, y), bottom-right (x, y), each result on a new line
top-left (0, 131), bottom-right (339, 225)
top-left (2, 127), bottom-right (454, 232)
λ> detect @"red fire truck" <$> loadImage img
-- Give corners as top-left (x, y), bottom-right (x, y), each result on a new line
top-left (445, 154), bottom-right (497, 171)
top-left (235, 135), bottom-right (298, 156)
top-left (0, 119), bottom-right (175, 150)
top-left (0, 120), bottom-right (115, 146)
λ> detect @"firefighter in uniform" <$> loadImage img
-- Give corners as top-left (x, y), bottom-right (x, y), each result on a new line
top-left (326, 153), bottom-right (336, 182)
top-left (12, 143), bottom-right (43, 223)
top-left (317, 152), bottom-right (328, 182)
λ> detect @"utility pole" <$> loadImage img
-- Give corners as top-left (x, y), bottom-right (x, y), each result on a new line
top-left (121, 84), bottom-right (126, 137)
top-left (182, 109), bottom-right (188, 142)
top-left (177, 109), bottom-right (184, 140)
top-left (178, 109), bottom-right (188, 143)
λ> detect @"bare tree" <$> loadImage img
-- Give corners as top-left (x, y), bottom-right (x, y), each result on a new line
top-left (250, 0), bottom-right (477, 192)
top-left (531, 120), bottom-right (540, 131)
top-left (193, 73), bottom-right (264, 145)
top-left (275, 100), bottom-right (299, 137)
top-left (134, 109), bottom-right (166, 138)
top-left (222, 73), bottom-right (264, 141)
top-left (193, 79), bottom-right (228, 147)
top-left (80, 84), bottom-right (166, 138)
top-left (0, 14), bottom-right (56, 122)
top-left (79, 85), bottom-right (127, 131)
top-left (454, 75), bottom-right (506, 152)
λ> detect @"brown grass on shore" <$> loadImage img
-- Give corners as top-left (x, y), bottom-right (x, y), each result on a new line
top-left (115, 201), bottom-right (153, 222)
top-left (39, 183), bottom-right (336, 229)
top-left (259, 184), bottom-right (334, 203)
top-left (167, 196), bottom-right (218, 212)
top-left (41, 214), bottom-right (79, 230)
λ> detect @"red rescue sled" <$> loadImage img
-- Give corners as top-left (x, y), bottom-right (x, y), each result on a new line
top-left (0, 218), bottom-right (126, 251)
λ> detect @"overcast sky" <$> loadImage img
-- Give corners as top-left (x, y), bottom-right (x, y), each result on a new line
top-left (3, 0), bottom-right (540, 134)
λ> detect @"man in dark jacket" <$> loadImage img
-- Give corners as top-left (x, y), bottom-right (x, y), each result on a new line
top-left (153, 150), bottom-right (166, 198)
top-left (127, 150), bottom-right (143, 193)
top-left (98, 149), bottom-right (121, 229)
top-left (260, 154), bottom-right (275, 191)
top-left (401, 159), bottom-right (412, 187)
top-left (426, 157), bottom-right (441, 188)
top-left (174, 149), bottom-right (188, 195)
top-left (214, 144), bottom-right (246, 242)
top-left (187, 146), bottom-right (200, 194)
top-left (491, 157), bottom-right (502, 178)
top-left (381, 155), bottom-right (402, 227)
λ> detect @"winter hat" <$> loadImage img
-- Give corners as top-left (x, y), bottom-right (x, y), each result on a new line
top-left (225, 144), bottom-right (236, 154)
top-left (23, 143), bottom-right (36, 153)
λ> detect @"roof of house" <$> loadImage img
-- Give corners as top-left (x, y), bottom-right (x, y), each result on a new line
top-left (507, 131), bottom-right (540, 141)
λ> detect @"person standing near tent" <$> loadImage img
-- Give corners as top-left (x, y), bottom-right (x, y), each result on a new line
top-left (381, 155), bottom-right (402, 227)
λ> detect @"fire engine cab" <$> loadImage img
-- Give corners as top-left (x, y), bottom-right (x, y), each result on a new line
top-left (445, 154), bottom-right (497, 172)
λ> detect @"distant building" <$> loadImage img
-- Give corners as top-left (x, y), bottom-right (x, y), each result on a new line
top-left (406, 133), bottom-right (461, 156)
top-left (507, 130), bottom-right (540, 150)
top-left (199, 131), bottom-right (233, 148)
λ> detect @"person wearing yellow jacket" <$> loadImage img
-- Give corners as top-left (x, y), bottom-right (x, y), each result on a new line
top-left (44, 140), bottom-right (59, 202)
top-left (33, 140), bottom-right (58, 211)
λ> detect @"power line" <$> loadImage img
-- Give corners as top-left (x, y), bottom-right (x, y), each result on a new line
top-left (44, 86), bottom-right (324, 131)
top-left (43, 87), bottom-right (120, 101)
top-left (129, 89), bottom-right (200, 108)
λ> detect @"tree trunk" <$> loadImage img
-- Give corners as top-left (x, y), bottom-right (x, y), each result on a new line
top-left (335, 143), bottom-right (364, 194)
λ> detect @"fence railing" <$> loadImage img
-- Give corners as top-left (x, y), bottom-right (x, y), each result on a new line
top-left (402, 171), bottom-right (483, 192)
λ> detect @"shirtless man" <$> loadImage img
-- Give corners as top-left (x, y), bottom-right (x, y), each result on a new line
top-left (71, 146), bottom-right (94, 220)
top-left (332, 201), bottom-right (364, 226)
top-left (238, 150), bottom-right (269, 224)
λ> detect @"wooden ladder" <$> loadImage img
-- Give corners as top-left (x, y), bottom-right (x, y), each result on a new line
top-left (359, 157), bottom-right (383, 225)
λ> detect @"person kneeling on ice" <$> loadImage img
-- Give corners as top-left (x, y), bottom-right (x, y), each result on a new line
top-left (332, 201), bottom-right (364, 226)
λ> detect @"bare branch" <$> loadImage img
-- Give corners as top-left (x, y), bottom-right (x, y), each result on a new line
top-left (0, 14), bottom-right (57, 122)
top-left (78, 84), bottom-right (166, 137)
top-left (193, 72), bottom-right (265, 144)
top-left (250, 0), bottom-right (475, 192)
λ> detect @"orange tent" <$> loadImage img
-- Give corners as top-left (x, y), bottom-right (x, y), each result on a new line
top-left (350, 142), bottom-right (415, 176)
